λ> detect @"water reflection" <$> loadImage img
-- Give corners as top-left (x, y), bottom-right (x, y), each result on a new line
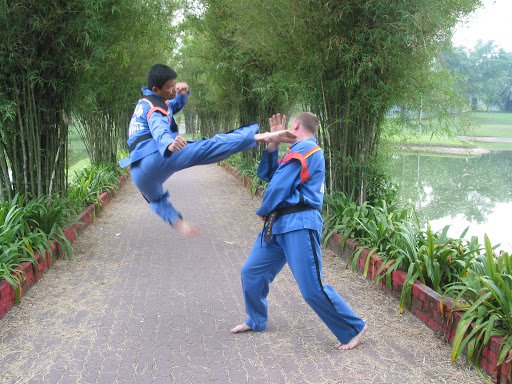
top-left (388, 151), bottom-right (512, 252)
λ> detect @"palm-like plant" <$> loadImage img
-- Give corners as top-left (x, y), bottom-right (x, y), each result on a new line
top-left (444, 235), bottom-right (512, 381)
top-left (375, 223), bottom-right (482, 313)
top-left (67, 163), bottom-right (120, 214)
top-left (322, 191), bottom-right (369, 249)
top-left (23, 195), bottom-right (78, 258)
top-left (0, 196), bottom-right (48, 302)
top-left (1, 163), bottom-right (123, 301)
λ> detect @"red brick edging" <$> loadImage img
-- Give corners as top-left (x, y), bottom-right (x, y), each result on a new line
top-left (326, 234), bottom-right (510, 384)
top-left (220, 163), bottom-right (265, 197)
top-left (0, 175), bottom-right (127, 321)
top-left (220, 162), bottom-right (509, 383)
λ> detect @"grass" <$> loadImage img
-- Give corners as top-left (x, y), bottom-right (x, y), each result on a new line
top-left (69, 157), bottom-right (91, 176)
top-left (387, 112), bottom-right (512, 152)
top-left (470, 125), bottom-right (512, 138)
top-left (68, 126), bottom-right (90, 174)
top-left (468, 112), bottom-right (512, 137)
top-left (471, 111), bottom-right (512, 127)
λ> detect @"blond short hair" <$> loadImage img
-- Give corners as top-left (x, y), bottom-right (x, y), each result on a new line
top-left (295, 112), bottom-right (319, 135)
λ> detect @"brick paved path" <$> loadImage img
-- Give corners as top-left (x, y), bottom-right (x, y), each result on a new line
top-left (0, 164), bottom-right (486, 384)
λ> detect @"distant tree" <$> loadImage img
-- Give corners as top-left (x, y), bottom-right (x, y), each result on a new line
top-left (501, 83), bottom-right (512, 112)
top-left (445, 41), bottom-right (512, 111)
top-left (500, 65), bottom-right (512, 112)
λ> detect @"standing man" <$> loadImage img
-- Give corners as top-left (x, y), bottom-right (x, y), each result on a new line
top-left (120, 64), bottom-right (296, 237)
top-left (231, 112), bottom-right (367, 350)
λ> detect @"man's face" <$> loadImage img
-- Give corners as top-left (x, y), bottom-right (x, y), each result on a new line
top-left (152, 79), bottom-right (177, 100)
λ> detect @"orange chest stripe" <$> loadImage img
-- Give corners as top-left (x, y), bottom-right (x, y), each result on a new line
top-left (281, 146), bottom-right (322, 184)
top-left (141, 98), bottom-right (171, 124)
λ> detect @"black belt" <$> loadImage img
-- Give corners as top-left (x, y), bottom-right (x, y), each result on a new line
top-left (129, 133), bottom-right (153, 152)
top-left (263, 204), bottom-right (316, 243)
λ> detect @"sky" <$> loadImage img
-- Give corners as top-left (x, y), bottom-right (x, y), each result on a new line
top-left (452, 0), bottom-right (512, 52)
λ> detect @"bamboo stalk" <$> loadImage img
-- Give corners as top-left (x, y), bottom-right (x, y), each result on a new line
top-left (16, 90), bottom-right (29, 197)
top-left (0, 133), bottom-right (13, 201)
top-left (26, 81), bottom-right (36, 198)
top-left (31, 83), bottom-right (42, 198)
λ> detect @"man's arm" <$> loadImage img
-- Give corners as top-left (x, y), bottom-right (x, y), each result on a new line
top-left (256, 149), bottom-right (279, 182)
top-left (148, 112), bottom-right (187, 156)
top-left (168, 82), bottom-right (189, 114)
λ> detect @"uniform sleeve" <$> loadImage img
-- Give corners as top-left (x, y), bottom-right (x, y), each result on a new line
top-left (255, 159), bottom-right (302, 217)
top-left (256, 149), bottom-right (279, 182)
top-left (148, 112), bottom-right (176, 157)
top-left (168, 91), bottom-right (189, 114)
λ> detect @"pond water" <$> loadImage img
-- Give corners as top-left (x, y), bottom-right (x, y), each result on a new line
top-left (387, 151), bottom-right (512, 253)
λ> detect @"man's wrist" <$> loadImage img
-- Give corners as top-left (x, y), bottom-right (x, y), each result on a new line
top-left (267, 143), bottom-right (279, 152)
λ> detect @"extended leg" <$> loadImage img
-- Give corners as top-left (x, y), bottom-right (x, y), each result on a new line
top-left (167, 124), bottom-right (260, 172)
top-left (130, 159), bottom-right (199, 236)
top-left (166, 124), bottom-right (296, 173)
top-left (279, 230), bottom-right (367, 347)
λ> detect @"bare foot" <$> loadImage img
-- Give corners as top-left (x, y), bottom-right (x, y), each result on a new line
top-left (174, 219), bottom-right (200, 238)
top-left (334, 324), bottom-right (368, 350)
top-left (231, 323), bottom-right (253, 334)
top-left (255, 130), bottom-right (297, 144)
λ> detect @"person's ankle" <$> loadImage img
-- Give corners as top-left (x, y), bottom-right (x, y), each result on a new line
top-left (174, 219), bottom-right (200, 237)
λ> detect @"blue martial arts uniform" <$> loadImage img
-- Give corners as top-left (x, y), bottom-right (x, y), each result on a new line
top-left (120, 87), bottom-right (259, 225)
top-left (240, 138), bottom-right (366, 344)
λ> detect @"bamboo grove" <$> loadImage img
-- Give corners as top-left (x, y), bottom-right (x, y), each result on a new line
top-left (0, 0), bottom-right (178, 202)
top-left (178, 0), bottom-right (481, 201)
top-left (1, 0), bottom-right (482, 204)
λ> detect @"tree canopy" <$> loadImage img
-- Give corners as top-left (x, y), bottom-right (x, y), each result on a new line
top-left (178, 0), bottom-right (483, 201)
top-left (1, 0), bottom-right (487, 204)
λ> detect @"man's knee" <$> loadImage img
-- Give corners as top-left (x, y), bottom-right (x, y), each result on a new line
top-left (300, 288), bottom-right (325, 306)
top-left (241, 263), bottom-right (256, 281)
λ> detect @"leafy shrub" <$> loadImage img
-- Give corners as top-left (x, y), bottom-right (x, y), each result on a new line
top-left (444, 235), bottom-right (512, 376)
top-left (67, 163), bottom-right (123, 214)
top-left (0, 162), bottom-right (125, 302)
top-left (224, 153), bottom-right (268, 196)
top-left (0, 194), bottom-right (72, 301)
top-left (324, 189), bottom-right (511, 379)
top-left (322, 191), bottom-right (369, 249)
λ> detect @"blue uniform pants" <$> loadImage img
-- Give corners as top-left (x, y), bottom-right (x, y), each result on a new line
top-left (241, 229), bottom-right (366, 344)
top-left (130, 124), bottom-right (259, 224)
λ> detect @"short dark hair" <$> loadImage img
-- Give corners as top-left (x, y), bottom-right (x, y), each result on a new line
top-left (147, 64), bottom-right (177, 89)
top-left (295, 112), bottom-right (319, 135)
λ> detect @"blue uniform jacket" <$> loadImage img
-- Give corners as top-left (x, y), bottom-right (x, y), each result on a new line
top-left (256, 137), bottom-right (325, 234)
top-left (119, 87), bottom-right (189, 168)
